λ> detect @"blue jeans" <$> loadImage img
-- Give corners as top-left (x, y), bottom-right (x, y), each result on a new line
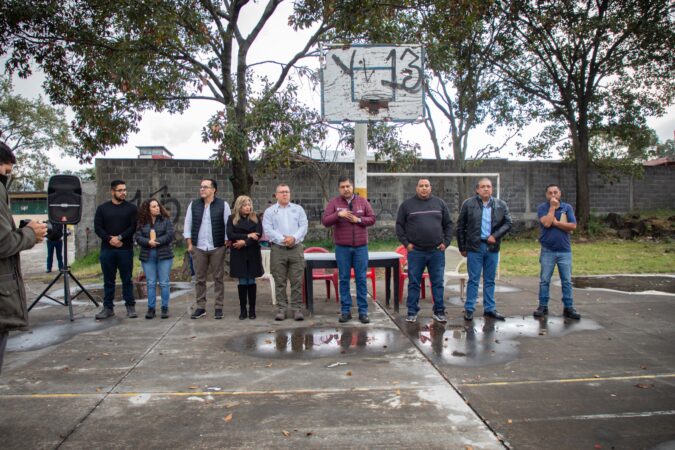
top-left (465, 243), bottom-right (499, 313)
top-left (335, 245), bottom-right (369, 316)
top-left (406, 248), bottom-right (445, 315)
top-left (141, 251), bottom-right (172, 309)
top-left (539, 248), bottom-right (574, 308)
top-left (46, 240), bottom-right (63, 271)
top-left (99, 247), bottom-right (135, 309)
top-left (238, 278), bottom-right (256, 285)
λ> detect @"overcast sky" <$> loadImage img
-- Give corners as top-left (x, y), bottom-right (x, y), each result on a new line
top-left (6, 1), bottom-right (674, 172)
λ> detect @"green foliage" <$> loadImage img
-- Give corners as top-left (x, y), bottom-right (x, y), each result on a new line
top-left (338, 123), bottom-right (420, 172)
top-left (492, 0), bottom-right (675, 228)
top-left (0, 0), bottom-right (335, 197)
top-left (653, 140), bottom-right (675, 159)
top-left (0, 75), bottom-right (76, 190)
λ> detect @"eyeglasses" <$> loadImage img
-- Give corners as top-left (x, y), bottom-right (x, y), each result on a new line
top-left (200, 185), bottom-right (214, 190)
top-left (114, 188), bottom-right (127, 192)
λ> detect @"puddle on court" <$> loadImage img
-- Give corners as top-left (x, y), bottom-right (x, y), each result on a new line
top-left (7, 319), bottom-right (119, 352)
top-left (398, 316), bottom-right (602, 367)
top-left (573, 275), bottom-right (675, 294)
top-left (226, 327), bottom-right (412, 359)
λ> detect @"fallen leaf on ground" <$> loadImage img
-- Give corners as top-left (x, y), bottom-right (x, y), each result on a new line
top-left (223, 414), bottom-right (233, 423)
top-left (507, 419), bottom-right (512, 424)
top-left (282, 430), bottom-right (290, 437)
top-left (346, 371), bottom-right (352, 376)
top-left (306, 432), bottom-right (313, 436)
top-left (635, 383), bottom-right (654, 389)
top-left (188, 385), bottom-right (199, 390)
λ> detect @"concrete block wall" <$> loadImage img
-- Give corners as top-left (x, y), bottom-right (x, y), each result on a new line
top-left (75, 158), bottom-right (674, 258)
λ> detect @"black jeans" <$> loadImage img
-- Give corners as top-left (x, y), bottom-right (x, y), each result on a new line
top-left (99, 247), bottom-right (135, 309)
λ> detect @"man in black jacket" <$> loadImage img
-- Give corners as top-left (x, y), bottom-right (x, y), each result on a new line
top-left (94, 180), bottom-right (139, 320)
top-left (457, 178), bottom-right (512, 321)
top-left (396, 179), bottom-right (453, 323)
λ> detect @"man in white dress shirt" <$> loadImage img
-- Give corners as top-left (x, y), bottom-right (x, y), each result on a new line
top-left (262, 184), bottom-right (308, 321)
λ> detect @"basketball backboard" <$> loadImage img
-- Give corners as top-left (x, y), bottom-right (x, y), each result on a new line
top-left (321, 44), bottom-right (425, 123)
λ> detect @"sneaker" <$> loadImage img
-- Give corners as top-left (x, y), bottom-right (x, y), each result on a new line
top-left (563, 307), bottom-right (581, 320)
top-left (406, 313), bottom-right (417, 323)
top-left (483, 310), bottom-right (506, 321)
top-left (293, 310), bottom-right (304, 321)
top-left (161, 307), bottom-right (169, 319)
top-left (145, 308), bottom-right (156, 319)
top-left (214, 309), bottom-right (223, 320)
top-left (126, 305), bottom-right (138, 318)
top-left (533, 305), bottom-right (548, 318)
top-left (432, 312), bottom-right (447, 323)
top-left (191, 308), bottom-right (206, 319)
top-left (358, 314), bottom-right (370, 324)
top-left (463, 311), bottom-right (474, 321)
top-left (339, 313), bottom-right (352, 323)
top-left (95, 307), bottom-right (115, 320)
top-left (274, 310), bottom-right (286, 321)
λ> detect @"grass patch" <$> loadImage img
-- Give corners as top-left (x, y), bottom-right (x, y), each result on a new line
top-left (501, 239), bottom-right (675, 276)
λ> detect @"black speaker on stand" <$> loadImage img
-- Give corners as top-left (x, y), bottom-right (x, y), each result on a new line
top-left (29, 175), bottom-right (98, 321)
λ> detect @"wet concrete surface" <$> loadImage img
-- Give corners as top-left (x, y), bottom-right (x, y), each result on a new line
top-left (1, 271), bottom-right (674, 449)
top-left (573, 275), bottom-right (675, 294)
top-left (226, 326), bottom-right (411, 359)
top-left (394, 316), bottom-right (603, 367)
top-left (6, 318), bottom-right (119, 352)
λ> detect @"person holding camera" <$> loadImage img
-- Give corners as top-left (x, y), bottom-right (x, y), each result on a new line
top-left (0, 142), bottom-right (48, 375)
top-left (45, 219), bottom-right (64, 273)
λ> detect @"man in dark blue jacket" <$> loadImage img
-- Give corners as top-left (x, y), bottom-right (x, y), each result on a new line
top-left (457, 178), bottom-right (512, 321)
top-left (396, 179), bottom-right (453, 323)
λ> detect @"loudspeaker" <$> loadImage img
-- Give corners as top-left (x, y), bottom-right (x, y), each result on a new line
top-left (47, 175), bottom-right (82, 224)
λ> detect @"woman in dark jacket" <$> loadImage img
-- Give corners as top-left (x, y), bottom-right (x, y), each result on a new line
top-left (134, 199), bottom-right (175, 319)
top-left (227, 195), bottom-right (263, 320)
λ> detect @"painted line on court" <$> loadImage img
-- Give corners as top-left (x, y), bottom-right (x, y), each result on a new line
top-left (460, 373), bottom-right (675, 387)
top-left (0, 386), bottom-right (418, 399)
top-left (513, 410), bottom-right (675, 423)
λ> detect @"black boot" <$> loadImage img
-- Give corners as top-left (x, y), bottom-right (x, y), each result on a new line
top-left (238, 285), bottom-right (248, 320)
top-left (247, 284), bottom-right (257, 320)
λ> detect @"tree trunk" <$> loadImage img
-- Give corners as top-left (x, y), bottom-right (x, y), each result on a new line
top-left (572, 125), bottom-right (591, 231)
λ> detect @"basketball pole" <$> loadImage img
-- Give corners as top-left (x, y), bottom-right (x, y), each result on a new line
top-left (354, 123), bottom-right (368, 199)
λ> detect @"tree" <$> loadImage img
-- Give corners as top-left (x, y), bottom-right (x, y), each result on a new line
top-left (0, 75), bottom-right (76, 190)
top-left (653, 139), bottom-right (675, 159)
top-left (491, 0), bottom-right (675, 229)
top-left (1, 0), bottom-right (334, 198)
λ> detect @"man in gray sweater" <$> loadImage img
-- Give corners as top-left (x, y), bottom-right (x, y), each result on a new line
top-left (396, 179), bottom-right (453, 323)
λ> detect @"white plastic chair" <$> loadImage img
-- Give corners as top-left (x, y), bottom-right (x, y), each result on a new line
top-left (258, 248), bottom-right (276, 305)
top-left (443, 246), bottom-right (467, 300)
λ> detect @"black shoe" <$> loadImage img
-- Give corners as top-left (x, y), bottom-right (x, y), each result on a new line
top-left (463, 311), bottom-right (473, 321)
top-left (358, 314), bottom-right (370, 324)
top-left (247, 284), bottom-right (256, 320)
top-left (339, 313), bottom-right (352, 323)
top-left (533, 305), bottom-right (548, 318)
top-left (563, 307), bottom-right (581, 320)
top-left (248, 311), bottom-right (256, 320)
top-left (484, 310), bottom-right (505, 321)
top-left (238, 285), bottom-right (248, 320)
top-left (215, 309), bottom-right (224, 320)
top-left (432, 312), bottom-right (447, 323)
top-left (145, 308), bottom-right (156, 319)
top-left (126, 305), bottom-right (138, 318)
top-left (95, 307), bottom-right (115, 320)
top-left (191, 308), bottom-right (206, 319)
top-left (239, 310), bottom-right (247, 320)
top-left (161, 307), bottom-right (169, 319)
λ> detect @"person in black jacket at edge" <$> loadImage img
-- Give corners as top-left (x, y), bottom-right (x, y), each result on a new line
top-left (457, 177), bottom-right (512, 322)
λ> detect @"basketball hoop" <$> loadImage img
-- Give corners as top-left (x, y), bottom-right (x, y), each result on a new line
top-left (359, 97), bottom-right (390, 115)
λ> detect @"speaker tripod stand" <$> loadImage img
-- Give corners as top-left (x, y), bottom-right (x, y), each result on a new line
top-left (29, 224), bottom-right (99, 321)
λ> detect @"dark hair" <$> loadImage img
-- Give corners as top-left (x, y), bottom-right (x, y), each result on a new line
top-left (338, 175), bottom-right (352, 185)
top-left (137, 198), bottom-right (170, 228)
top-left (203, 178), bottom-right (217, 192)
top-left (475, 177), bottom-right (492, 189)
top-left (111, 179), bottom-right (126, 190)
top-left (545, 183), bottom-right (561, 193)
top-left (0, 141), bottom-right (17, 165)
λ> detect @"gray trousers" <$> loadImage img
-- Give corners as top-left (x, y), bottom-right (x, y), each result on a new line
top-left (270, 244), bottom-right (305, 310)
top-left (192, 246), bottom-right (226, 308)
top-left (0, 331), bottom-right (8, 376)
